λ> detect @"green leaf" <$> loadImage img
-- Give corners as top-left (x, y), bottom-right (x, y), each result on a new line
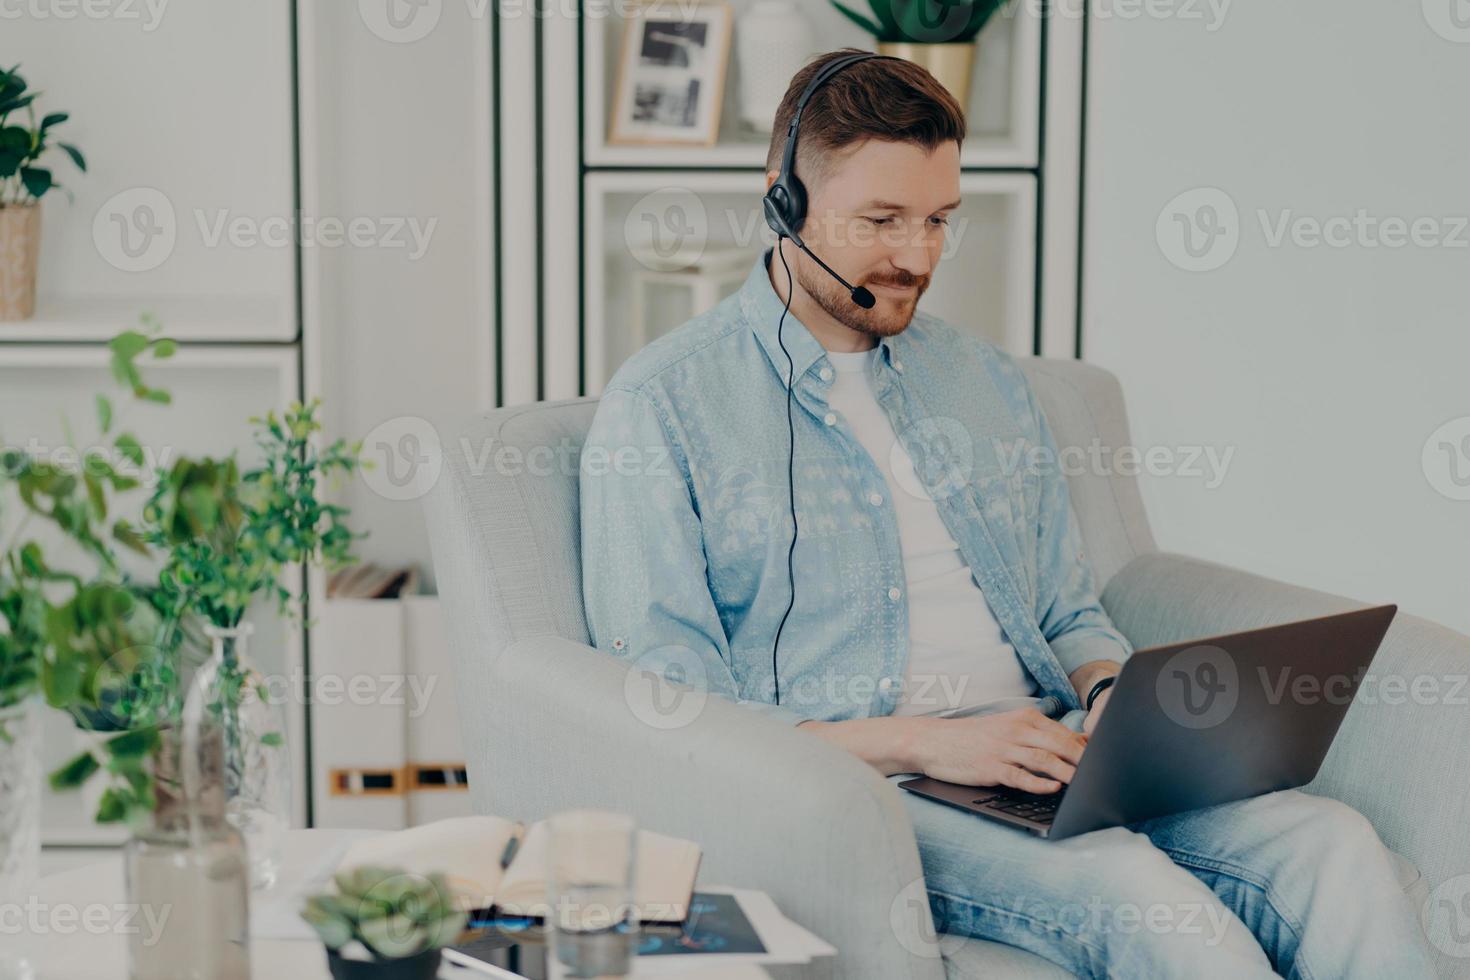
top-left (105, 726), bottom-right (160, 759)
top-left (260, 731), bottom-right (283, 747)
top-left (109, 330), bottom-right (150, 360)
top-left (95, 786), bottom-right (128, 823)
top-left (57, 142), bottom-right (85, 172)
top-left (830, 0), bottom-right (885, 37)
top-left (141, 388), bottom-right (171, 405)
top-left (300, 897), bottom-right (354, 949)
top-left (49, 751), bottom-right (100, 789)
top-left (40, 111), bottom-right (67, 129)
top-left (83, 472), bottom-right (106, 521)
top-left (115, 433), bottom-right (144, 466)
top-left (20, 166), bottom-right (52, 199)
top-left (112, 520), bottom-right (149, 556)
top-left (95, 394), bottom-right (113, 433)
top-left (360, 914), bottom-right (429, 959)
top-left (151, 338), bottom-right (177, 359)
top-left (0, 92), bottom-right (37, 116)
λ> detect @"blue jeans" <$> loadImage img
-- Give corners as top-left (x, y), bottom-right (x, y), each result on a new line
top-left (888, 778), bottom-right (1433, 978)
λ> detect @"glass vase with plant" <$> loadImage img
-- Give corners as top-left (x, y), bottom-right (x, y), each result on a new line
top-left (144, 398), bottom-right (361, 888)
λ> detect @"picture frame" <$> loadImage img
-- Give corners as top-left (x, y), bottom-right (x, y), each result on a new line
top-left (609, 1), bottom-right (733, 147)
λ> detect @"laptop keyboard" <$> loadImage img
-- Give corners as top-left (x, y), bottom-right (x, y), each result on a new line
top-left (972, 789), bottom-right (1066, 825)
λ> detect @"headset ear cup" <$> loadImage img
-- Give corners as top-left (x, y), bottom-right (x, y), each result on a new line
top-left (784, 175), bottom-right (807, 237)
top-left (763, 177), bottom-right (808, 241)
top-left (762, 188), bottom-right (792, 239)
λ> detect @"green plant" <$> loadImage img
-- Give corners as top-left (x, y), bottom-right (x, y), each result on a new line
top-left (301, 866), bottom-right (467, 961)
top-left (1, 318), bottom-right (180, 820)
top-left (830, 0), bottom-right (1010, 44)
top-left (20, 318), bottom-right (364, 829)
top-left (0, 64), bottom-right (86, 206)
top-left (144, 398), bottom-right (361, 630)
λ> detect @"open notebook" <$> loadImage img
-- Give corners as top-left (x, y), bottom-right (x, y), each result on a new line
top-left (337, 815), bottom-right (702, 924)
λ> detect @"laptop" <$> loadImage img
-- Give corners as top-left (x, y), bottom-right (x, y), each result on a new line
top-left (898, 604), bottom-right (1396, 840)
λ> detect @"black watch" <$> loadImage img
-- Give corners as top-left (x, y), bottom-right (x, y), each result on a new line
top-left (1085, 675), bottom-right (1117, 711)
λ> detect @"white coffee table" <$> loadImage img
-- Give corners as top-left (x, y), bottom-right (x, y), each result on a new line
top-left (10, 830), bottom-right (773, 980)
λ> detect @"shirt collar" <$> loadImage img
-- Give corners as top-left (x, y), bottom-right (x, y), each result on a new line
top-left (739, 248), bottom-right (902, 389)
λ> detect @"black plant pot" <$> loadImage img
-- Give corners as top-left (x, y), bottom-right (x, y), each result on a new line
top-left (324, 947), bottom-right (443, 980)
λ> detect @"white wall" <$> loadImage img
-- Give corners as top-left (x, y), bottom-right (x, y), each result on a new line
top-left (1083, 2), bottom-right (1470, 634)
top-left (305, 3), bottom-right (496, 592)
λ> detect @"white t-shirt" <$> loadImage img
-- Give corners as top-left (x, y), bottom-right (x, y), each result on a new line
top-left (823, 346), bottom-right (1038, 716)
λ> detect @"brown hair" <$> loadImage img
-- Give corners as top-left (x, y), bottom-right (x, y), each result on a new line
top-left (766, 48), bottom-right (967, 183)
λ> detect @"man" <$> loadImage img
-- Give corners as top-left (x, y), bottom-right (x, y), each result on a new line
top-left (579, 50), bottom-right (1431, 977)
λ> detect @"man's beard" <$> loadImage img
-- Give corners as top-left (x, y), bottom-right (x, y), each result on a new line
top-left (795, 259), bottom-right (931, 339)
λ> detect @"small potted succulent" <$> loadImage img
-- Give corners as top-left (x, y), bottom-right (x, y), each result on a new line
top-left (301, 866), bottom-right (468, 980)
top-left (0, 64), bottom-right (87, 320)
top-left (831, 0), bottom-right (1012, 112)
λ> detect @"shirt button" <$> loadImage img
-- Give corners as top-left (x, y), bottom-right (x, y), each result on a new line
top-left (819, 367), bottom-right (832, 381)
top-left (878, 677), bottom-right (895, 693)
top-left (887, 587), bottom-right (902, 601)
top-left (868, 492), bottom-right (883, 506)
top-left (823, 413), bottom-right (837, 426)
top-left (893, 361), bottom-right (904, 373)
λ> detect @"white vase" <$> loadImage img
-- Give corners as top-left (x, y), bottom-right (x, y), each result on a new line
top-left (736, 1), bottom-right (815, 134)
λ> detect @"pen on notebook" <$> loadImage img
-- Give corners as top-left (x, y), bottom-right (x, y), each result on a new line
top-left (499, 833), bottom-right (520, 869)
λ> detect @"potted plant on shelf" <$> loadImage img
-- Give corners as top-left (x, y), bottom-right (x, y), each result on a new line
top-left (301, 866), bottom-right (467, 980)
top-left (830, 0), bottom-right (1011, 112)
top-left (0, 64), bottom-right (87, 321)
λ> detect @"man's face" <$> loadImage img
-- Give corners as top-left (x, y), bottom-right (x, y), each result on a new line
top-left (778, 138), bottom-right (961, 338)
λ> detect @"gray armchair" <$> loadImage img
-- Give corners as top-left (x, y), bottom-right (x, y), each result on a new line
top-left (423, 357), bottom-right (1469, 978)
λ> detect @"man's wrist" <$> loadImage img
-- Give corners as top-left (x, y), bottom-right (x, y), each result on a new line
top-left (893, 715), bottom-right (935, 774)
top-left (1084, 675), bottom-right (1117, 710)
top-left (1068, 660), bottom-right (1121, 705)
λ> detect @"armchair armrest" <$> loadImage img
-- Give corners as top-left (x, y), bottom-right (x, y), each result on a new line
top-left (1102, 552), bottom-right (1470, 966)
top-left (466, 633), bottom-right (948, 980)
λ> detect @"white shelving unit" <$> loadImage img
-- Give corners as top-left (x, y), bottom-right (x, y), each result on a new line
top-left (0, 346), bottom-right (305, 841)
top-left (4, 3), bottom-right (307, 842)
top-left (581, 2), bottom-right (1042, 170)
top-left (542, 0), bottom-right (1083, 402)
top-left (583, 169), bottom-right (1036, 393)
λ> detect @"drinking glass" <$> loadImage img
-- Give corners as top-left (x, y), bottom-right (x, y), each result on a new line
top-left (546, 809), bottom-right (637, 979)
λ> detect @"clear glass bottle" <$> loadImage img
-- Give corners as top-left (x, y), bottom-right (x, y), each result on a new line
top-left (187, 622), bottom-right (290, 890)
top-left (124, 724), bottom-right (250, 980)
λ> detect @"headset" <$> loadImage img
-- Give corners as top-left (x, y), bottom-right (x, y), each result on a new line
top-left (762, 52), bottom-right (899, 705)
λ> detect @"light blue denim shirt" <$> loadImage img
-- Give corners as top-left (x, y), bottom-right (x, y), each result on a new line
top-left (579, 250), bottom-right (1131, 725)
